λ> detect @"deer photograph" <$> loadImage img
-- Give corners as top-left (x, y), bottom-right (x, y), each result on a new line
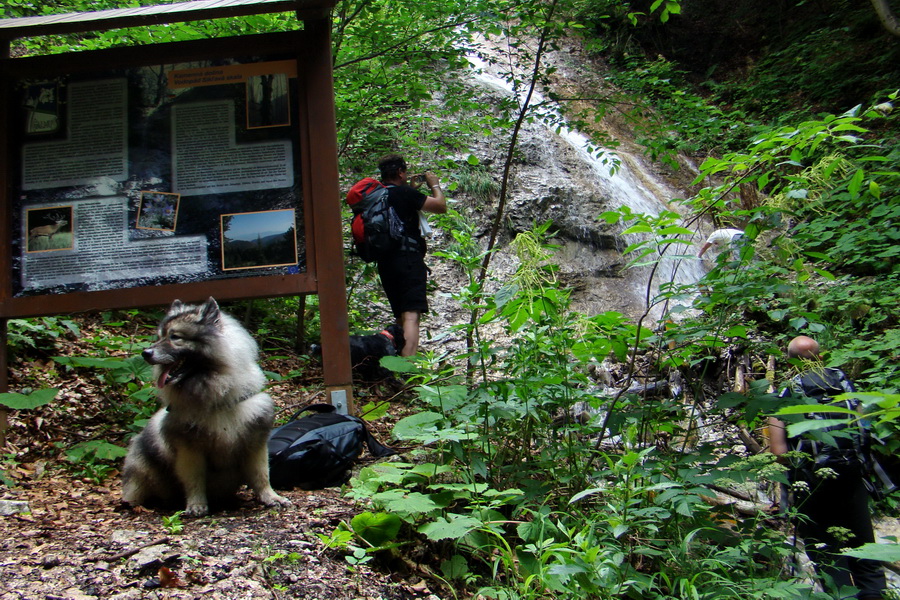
top-left (27, 207), bottom-right (72, 252)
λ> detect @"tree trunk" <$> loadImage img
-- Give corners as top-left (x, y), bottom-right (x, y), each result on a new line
top-left (870, 0), bottom-right (900, 37)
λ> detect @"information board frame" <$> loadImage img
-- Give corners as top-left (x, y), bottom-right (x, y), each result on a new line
top-left (2, 30), bottom-right (322, 316)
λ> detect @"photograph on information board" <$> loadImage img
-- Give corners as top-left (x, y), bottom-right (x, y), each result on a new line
top-left (25, 206), bottom-right (72, 253)
top-left (136, 191), bottom-right (180, 232)
top-left (221, 209), bottom-right (298, 271)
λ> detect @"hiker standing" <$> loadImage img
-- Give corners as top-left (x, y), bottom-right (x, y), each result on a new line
top-left (375, 154), bottom-right (446, 356)
top-left (698, 227), bottom-right (747, 262)
top-left (768, 335), bottom-right (887, 599)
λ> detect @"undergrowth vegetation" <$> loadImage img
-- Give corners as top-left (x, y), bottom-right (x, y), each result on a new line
top-left (319, 2), bottom-right (900, 594)
top-left (325, 87), bottom-right (900, 597)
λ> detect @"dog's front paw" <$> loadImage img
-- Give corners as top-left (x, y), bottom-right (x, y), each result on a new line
top-left (184, 502), bottom-right (209, 517)
top-left (259, 489), bottom-right (292, 508)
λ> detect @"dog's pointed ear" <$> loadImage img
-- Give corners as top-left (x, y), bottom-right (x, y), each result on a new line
top-left (199, 297), bottom-right (221, 325)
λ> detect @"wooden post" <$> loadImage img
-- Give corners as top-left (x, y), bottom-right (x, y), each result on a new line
top-left (295, 294), bottom-right (307, 352)
top-left (0, 38), bottom-right (9, 447)
top-left (302, 16), bottom-right (354, 413)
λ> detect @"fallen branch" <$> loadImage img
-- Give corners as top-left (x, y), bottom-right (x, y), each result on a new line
top-left (706, 482), bottom-right (755, 503)
top-left (86, 536), bottom-right (171, 562)
top-left (738, 425), bottom-right (763, 455)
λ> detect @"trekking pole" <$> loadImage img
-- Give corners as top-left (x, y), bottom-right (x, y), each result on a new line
top-left (764, 355), bottom-right (777, 447)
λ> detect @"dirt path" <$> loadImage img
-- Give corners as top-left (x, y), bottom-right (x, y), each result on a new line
top-left (0, 477), bottom-right (425, 600)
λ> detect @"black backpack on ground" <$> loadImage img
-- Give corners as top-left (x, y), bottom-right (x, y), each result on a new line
top-left (268, 404), bottom-right (395, 490)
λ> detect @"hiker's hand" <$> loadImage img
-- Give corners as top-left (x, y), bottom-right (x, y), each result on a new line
top-left (409, 173), bottom-right (425, 188)
top-left (424, 171), bottom-right (439, 188)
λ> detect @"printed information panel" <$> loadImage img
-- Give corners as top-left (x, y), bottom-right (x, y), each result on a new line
top-left (10, 55), bottom-right (304, 297)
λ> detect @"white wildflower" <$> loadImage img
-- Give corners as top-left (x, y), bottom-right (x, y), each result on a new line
top-left (814, 467), bottom-right (839, 480)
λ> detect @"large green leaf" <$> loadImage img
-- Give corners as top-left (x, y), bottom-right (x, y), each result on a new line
top-left (359, 400), bottom-right (390, 421)
top-left (787, 419), bottom-right (854, 438)
top-left (371, 490), bottom-right (441, 518)
top-left (350, 511), bottom-right (402, 548)
top-left (52, 355), bottom-right (152, 383)
top-left (777, 404), bottom-right (857, 416)
top-left (379, 355), bottom-right (418, 374)
top-left (392, 411), bottom-right (444, 440)
top-left (842, 542), bottom-right (900, 562)
top-left (418, 513), bottom-right (482, 541)
top-left (66, 440), bottom-right (128, 461)
top-left (440, 554), bottom-right (470, 581)
top-left (0, 388), bottom-right (58, 410)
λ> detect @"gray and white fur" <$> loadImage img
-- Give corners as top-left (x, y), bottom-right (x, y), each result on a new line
top-left (121, 297), bottom-right (291, 516)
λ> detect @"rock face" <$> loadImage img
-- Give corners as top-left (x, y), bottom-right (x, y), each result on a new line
top-left (429, 44), bottom-right (706, 325)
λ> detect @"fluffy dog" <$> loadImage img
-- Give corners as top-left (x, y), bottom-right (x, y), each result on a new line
top-left (311, 324), bottom-right (405, 380)
top-left (121, 298), bottom-right (291, 516)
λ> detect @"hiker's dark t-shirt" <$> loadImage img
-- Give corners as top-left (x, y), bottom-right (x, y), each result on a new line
top-left (385, 184), bottom-right (427, 253)
top-left (377, 184), bottom-right (428, 317)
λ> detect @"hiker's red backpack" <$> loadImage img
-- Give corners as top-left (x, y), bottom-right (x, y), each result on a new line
top-left (345, 178), bottom-right (403, 262)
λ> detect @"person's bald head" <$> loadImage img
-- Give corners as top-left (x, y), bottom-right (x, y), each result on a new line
top-left (788, 335), bottom-right (820, 359)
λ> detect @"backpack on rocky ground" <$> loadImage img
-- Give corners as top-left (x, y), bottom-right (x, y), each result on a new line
top-left (345, 178), bottom-right (406, 263)
top-left (268, 403), bottom-right (395, 490)
top-left (783, 367), bottom-right (895, 498)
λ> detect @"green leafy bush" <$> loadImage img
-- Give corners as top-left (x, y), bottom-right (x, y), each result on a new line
top-left (6, 317), bottom-right (80, 356)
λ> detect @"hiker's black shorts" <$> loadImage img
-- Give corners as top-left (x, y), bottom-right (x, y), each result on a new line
top-left (377, 251), bottom-right (429, 318)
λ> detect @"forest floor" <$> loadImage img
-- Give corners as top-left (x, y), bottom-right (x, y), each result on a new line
top-left (0, 312), bottom-right (433, 600)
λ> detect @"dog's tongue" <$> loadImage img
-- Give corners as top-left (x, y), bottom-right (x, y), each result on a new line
top-left (156, 366), bottom-right (172, 389)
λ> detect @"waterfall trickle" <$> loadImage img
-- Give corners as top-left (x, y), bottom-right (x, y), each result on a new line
top-left (465, 52), bottom-right (707, 321)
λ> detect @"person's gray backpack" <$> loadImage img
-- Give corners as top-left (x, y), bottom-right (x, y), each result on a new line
top-left (783, 368), bottom-right (895, 498)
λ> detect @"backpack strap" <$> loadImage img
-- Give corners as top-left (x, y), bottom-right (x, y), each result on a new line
top-left (345, 415), bottom-right (395, 458)
top-left (363, 426), bottom-right (396, 458)
top-left (378, 184), bottom-right (424, 253)
top-left (285, 402), bottom-right (337, 422)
